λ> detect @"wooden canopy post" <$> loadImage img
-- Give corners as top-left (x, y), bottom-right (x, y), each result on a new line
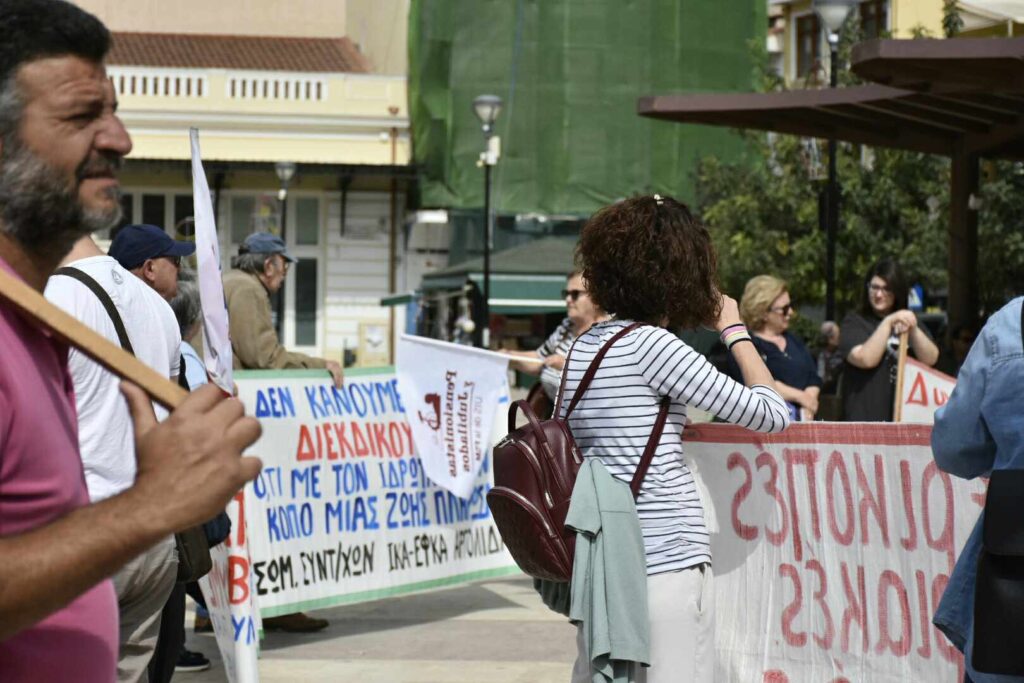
top-left (948, 147), bottom-right (980, 334)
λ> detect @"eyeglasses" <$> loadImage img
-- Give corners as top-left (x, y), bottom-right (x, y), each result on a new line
top-left (769, 304), bottom-right (793, 316)
top-left (868, 283), bottom-right (893, 295)
top-left (562, 289), bottom-right (584, 301)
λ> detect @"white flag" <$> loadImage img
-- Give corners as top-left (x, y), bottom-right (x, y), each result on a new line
top-left (189, 128), bottom-right (233, 393)
top-left (397, 334), bottom-right (510, 498)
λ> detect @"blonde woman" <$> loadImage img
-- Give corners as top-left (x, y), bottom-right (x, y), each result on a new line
top-left (729, 275), bottom-right (822, 421)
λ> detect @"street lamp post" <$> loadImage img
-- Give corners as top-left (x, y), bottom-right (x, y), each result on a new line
top-left (814, 0), bottom-right (857, 321)
top-left (473, 94), bottom-right (502, 347)
top-left (274, 161), bottom-right (296, 339)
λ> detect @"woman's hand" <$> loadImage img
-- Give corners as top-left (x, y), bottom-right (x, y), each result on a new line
top-left (798, 389), bottom-right (819, 414)
top-left (543, 354), bottom-right (566, 371)
top-left (714, 294), bottom-right (743, 333)
top-left (885, 310), bottom-right (918, 335)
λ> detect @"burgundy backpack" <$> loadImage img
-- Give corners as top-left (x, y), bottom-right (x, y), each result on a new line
top-left (487, 322), bottom-right (670, 582)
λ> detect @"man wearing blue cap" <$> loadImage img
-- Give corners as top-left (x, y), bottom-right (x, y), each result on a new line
top-left (108, 223), bottom-right (195, 301)
top-left (45, 225), bottom-right (197, 679)
top-left (222, 231), bottom-right (340, 633)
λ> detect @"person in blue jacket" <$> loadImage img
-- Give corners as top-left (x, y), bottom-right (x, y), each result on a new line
top-left (932, 297), bottom-right (1024, 683)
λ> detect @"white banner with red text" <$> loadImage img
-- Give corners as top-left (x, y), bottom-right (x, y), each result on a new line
top-left (233, 367), bottom-right (518, 619)
top-left (897, 358), bottom-right (956, 424)
top-left (685, 422), bottom-right (984, 683)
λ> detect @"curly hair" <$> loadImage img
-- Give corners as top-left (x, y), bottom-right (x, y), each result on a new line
top-left (576, 195), bottom-right (721, 329)
top-left (740, 275), bottom-right (788, 330)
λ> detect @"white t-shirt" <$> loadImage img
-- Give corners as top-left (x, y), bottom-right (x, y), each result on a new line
top-left (45, 256), bottom-right (181, 502)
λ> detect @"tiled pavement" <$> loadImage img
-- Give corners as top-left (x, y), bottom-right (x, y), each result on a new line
top-left (184, 576), bottom-right (575, 683)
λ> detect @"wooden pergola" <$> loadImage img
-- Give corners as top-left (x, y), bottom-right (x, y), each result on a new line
top-left (638, 37), bottom-right (1024, 331)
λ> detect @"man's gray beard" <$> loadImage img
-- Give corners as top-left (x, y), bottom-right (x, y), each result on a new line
top-left (0, 136), bottom-right (122, 263)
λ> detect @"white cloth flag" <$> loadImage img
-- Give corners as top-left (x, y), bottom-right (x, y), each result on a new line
top-left (397, 334), bottom-right (510, 499)
top-left (191, 130), bottom-right (259, 683)
top-left (189, 128), bottom-right (233, 393)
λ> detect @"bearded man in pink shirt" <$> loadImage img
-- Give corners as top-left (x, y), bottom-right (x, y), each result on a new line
top-left (0, 2), bottom-right (263, 681)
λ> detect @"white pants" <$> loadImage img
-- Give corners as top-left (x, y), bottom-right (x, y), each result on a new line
top-left (111, 536), bottom-right (177, 683)
top-left (572, 564), bottom-right (715, 683)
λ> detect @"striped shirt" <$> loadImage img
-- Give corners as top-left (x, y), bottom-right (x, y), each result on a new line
top-left (536, 317), bottom-right (575, 400)
top-left (558, 320), bottom-right (790, 575)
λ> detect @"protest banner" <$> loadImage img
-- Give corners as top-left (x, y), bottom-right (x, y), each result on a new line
top-left (685, 422), bottom-right (983, 683)
top-left (396, 334), bottom-right (511, 498)
top-left (191, 128), bottom-right (260, 681)
top-left (897, 358), bottom-right (956, 425)
top-left (234, 367), bottom-right (519, 618)
top-left (198, 491), bottom-right (260, 683)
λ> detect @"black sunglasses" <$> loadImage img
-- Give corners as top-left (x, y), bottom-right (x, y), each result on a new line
top-left (562, 289), bottom-right (584, 301)
top-left (769, 304), bottom-right (793, 316)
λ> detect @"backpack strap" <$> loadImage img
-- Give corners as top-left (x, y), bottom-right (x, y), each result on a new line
top-left (631, 396), bottom-right (670, 499)
top-left (554, 321), bottom-right (666, 501)
top-left (54, 267), bottom-right (135, 355)
top-left (562, 322), bottom-right (642, 419)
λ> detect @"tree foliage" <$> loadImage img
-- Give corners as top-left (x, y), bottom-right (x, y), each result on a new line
top-left (695, 134), bottom-right (948, 325)
top-left (691, 22), bottom-right (1024, 330)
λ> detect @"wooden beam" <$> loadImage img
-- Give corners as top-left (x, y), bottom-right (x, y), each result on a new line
top-left (948, 148), bottom-right (980, 334)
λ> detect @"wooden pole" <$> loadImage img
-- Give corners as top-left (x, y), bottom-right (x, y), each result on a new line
top-left (892, 331), bottom-right (909, 422)
top-left (0, 267), bottom-right (188, 410)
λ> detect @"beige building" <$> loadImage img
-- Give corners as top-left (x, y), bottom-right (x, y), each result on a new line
top-left (75, 0), bottom-right (414, 365)
top-left (771, 0), bottom-right (1021, 87)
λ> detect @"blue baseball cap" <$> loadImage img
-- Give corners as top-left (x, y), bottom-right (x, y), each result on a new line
top-left (109, 224), bottom-right (196, 270)
top-left (239, 232), bottom-right (296, 263)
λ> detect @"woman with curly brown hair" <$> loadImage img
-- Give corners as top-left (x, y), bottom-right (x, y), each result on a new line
top-left (561, 194), bottom-right (790, 683)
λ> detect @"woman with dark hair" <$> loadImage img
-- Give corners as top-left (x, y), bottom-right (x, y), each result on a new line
top-left (839, 258), bottom-right (939, 421)
top-left (564, 194), bottom-right (790, 682)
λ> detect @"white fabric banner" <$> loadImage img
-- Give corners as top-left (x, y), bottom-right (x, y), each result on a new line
top-left (198, 492), bottom-right (261, 683)
top-left (396, 335), bottom-right (510, 499)
top-left (189, 128), bottom-right (234, 393)
top-left (235, 368), bottom-right (518, 615)
top-left (898, 358), bottom-right (956, 424)
top-left (685, 422), bottom-right (983, 683)
top-left (191, 129), bottom-right (257, 681)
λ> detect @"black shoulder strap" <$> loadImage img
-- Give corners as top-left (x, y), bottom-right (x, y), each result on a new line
top-left (178, 354), bottom-right (190, 390)
top-left (54, 266), bottom-right (136, 355)
top-left (1020, 300), bottom-right (1023, 351)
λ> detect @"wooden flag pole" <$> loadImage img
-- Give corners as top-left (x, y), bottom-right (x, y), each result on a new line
top-left (0, 267), bottom-right (188, 410)
top-left (892, 331), bottom-right (909, 422)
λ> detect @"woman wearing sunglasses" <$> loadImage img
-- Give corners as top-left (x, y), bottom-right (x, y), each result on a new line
top-left (839, 258), bottom-right (938, 421)
top-left (729, 275), bottom-right (822, 421)
top-left (503, 270), bottom-right (608, 409)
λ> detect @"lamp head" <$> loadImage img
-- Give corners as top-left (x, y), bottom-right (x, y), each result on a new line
top-left (813, 0), bottom-right (857, 35)
top-left (473, 94), bottom-right (503, 135)
top-left (275, 161), bottom-right (297, 185)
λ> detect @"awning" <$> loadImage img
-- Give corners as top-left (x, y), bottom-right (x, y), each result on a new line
top-left (419, 235), bottom-right (576, 315)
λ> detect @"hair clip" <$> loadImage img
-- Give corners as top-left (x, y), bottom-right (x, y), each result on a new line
top-left (653, 193), bottom-right (664, 205)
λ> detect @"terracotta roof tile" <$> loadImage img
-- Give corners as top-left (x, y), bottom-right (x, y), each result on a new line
top-left (108, 32), bottom-right (370, 73)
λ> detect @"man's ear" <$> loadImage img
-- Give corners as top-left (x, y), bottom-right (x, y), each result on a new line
top-left (141, 258), bottom-right (158, 284)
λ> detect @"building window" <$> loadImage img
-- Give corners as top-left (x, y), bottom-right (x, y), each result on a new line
top-left (294, 258), bottom-right (318, 346)
top-left (295, 197), bottom-right (320, 245)
top-left (796, 14), bottom-right (821, 81)
top-left (860, 0), bottom-right (888, 39)
top-left (142, 194), bottom-right (165, 228)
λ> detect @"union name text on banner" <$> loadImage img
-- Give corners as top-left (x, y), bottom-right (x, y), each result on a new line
top-left (396, 335), bottom-right (510, 498)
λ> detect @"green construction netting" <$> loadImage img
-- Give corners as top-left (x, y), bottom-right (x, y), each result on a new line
top-left (408, 0), bottom-right (765, 215)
